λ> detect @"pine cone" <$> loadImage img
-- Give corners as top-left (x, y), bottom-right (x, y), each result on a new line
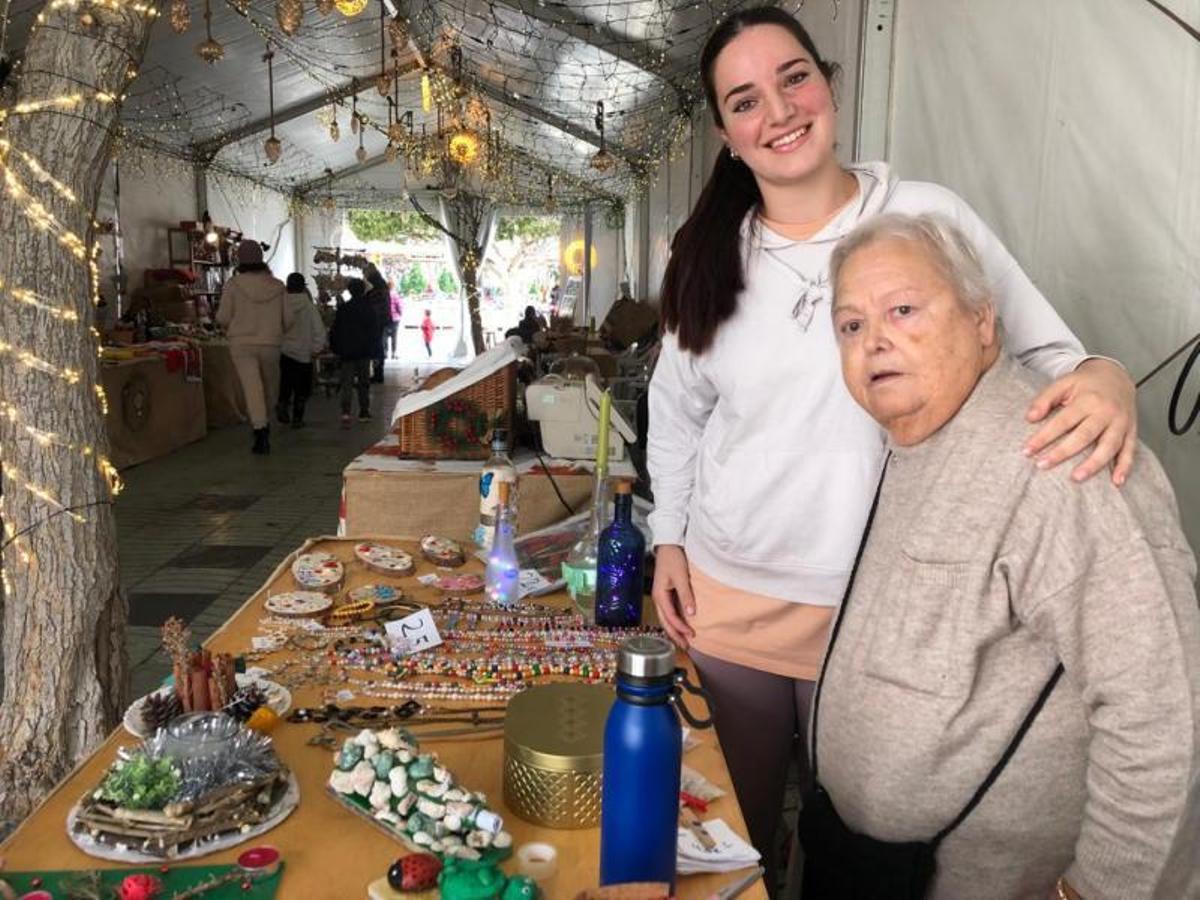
top-left (141, 691), bottom-right (182, 732)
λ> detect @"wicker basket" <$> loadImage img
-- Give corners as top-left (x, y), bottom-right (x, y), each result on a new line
top-left (394, 362), bottom-right (516, 460)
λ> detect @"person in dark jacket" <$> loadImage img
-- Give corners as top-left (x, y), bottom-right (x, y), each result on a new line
top-left (505, 305), bottom-right (544, 345)
top-left (329, 278), bottom-right (379, 426)
top-left (365, 265), bottom-right (390, 383)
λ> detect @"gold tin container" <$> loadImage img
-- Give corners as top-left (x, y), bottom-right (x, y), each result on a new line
top-left (503, 682), bottom-right (614, 829)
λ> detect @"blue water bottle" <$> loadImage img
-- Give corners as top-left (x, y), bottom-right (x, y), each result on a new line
top-left (600, 635), bottom-right (714, 888)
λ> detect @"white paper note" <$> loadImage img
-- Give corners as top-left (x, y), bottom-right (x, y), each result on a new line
top-left (385, 607), bottom-right (443, 655)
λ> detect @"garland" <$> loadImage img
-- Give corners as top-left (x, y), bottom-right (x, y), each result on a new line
top-left (429, 398), bottom-right (490, 453)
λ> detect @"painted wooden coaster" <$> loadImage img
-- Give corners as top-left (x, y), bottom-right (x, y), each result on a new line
top-left (436, 573), bottom-right (485, 595)
top-left (420, 535), bottom-right (465, 568)
top-left (355, 541), bottom-right (416, 576)
top-left (291, 551), bottom-right (344, 593)
top-left (264, 590), bottom-right (333, 618)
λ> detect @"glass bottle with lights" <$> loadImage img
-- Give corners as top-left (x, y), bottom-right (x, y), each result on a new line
top-left (484, 481), bottom-right (520, 609)
top-left (595, 480), bottom-right (645, 628)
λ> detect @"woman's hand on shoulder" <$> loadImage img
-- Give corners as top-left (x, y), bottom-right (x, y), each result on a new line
top-left (1024, 358), bottom-right (1137, 486)
top-left (652, 544), bottom-right (696, 650)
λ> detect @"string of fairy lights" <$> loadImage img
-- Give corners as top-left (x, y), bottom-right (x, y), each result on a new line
top-left (0, 0), bottom-right (148, 586)
top-left (4, 0), bottom-right (813, 210)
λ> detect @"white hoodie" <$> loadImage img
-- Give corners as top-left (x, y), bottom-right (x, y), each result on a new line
top-left (648, 162), bottom-right (1090, 606)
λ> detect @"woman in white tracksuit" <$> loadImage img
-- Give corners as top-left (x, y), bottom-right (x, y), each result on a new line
top-left (647, 6), bottom-right (1139, 883)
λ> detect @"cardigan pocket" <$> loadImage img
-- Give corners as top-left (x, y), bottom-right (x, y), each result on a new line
top-left (861, 557), bottom-right (973, 698)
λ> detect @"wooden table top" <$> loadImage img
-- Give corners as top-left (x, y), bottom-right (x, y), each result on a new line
top-left (1, 536), bottom-right (767, 900)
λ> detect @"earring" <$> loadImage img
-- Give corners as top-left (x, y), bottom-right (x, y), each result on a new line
top-left (728, 147), bottom-right (739, 160)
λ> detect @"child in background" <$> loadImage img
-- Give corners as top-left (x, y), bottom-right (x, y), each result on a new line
top-left (421, 309), bottom-right (434, 358)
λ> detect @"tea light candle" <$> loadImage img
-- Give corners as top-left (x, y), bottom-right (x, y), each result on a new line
top-left (516, 842), bottom-right (558, 882)
top-left (237, 845), bottom-right (281, 878)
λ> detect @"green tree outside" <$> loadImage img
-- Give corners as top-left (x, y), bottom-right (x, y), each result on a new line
top-left (401, 264), bottom-right (427, 295)
top-left (346, 210), bottom-right (441, 243)
top-left (437, 269), bottom-right (458, 295)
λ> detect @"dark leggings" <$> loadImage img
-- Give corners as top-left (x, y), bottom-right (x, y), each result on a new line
top-left (690, 648), bottom-right (815, 893)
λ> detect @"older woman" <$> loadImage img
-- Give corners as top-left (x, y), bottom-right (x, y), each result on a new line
top-left (799, 212), bottom-right (1200, 899)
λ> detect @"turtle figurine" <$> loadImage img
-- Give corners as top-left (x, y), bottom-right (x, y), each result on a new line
top-left (436, 859), bottom-right (508, 900)
top-left (500, 875), bottom-right (538, 900)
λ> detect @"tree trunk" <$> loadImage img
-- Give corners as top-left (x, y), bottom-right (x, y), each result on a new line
top-left (463, 254), bottom-right (485, 355)
top-left (0, 0), bottom-right (152, 818)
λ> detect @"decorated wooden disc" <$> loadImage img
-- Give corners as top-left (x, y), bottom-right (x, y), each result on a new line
top-left (265, 590), bottom-right (333, 618)
top-left (436, 573), bottom-right (485, 595)
top-left (355, 541), bottom-right (415, 575)
top-left (420, 535), bottom-right (465, 568)
top-left (291, 551), bottom-right (345, 592)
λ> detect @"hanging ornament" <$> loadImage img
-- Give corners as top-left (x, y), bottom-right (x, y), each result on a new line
top-left (322, 167), bottom-right (336, 210)
top-left (376, 72), bottom-right (391, 96)
top-left (388, 119), bottom-right (405, 143)
top-left (350, 86), bottom-right (360, 135)
top-left (316, 0), bottom-right (335, 14)
top-left (374, 6), bottom-right (390, 95)
top-left (447, 130), bottom-right (480, 166)
top-left (230, 0), bottom-right (250, 12)
top-left (195, 0), bottom-right (223, 63)
top-left (356, 126), bottom-right (367, 164)
top-left (589, 100), bottom-right (617, 173)
top-left (276, 0), bottom-right (303, 36)
top-left (387, 17), bottom-right (408, 48)
top-left (329, 109), bottom-right (340, 143)
top-left (263, 46), bottom-right (282, 164)
top-left (169, 0), bottom-right (190, 34)
top-left (334, 0), bottom-right (368, 17)
top-left (385, 142), bottom-right (398, 163)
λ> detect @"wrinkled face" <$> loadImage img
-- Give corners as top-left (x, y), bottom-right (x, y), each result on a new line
top-left (832, 238), bottom-right (997, 445)
top-left (711, 24), bottom-right (838, 189)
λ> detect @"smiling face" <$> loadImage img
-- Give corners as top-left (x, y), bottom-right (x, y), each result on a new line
top-left (832, 237), bottom-right (999, 445)
top-left (711, 24), bottom-right (840, 196)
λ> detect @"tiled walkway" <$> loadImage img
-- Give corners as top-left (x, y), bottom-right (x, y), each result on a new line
top-left (119, 362), bottom-right (420, 698)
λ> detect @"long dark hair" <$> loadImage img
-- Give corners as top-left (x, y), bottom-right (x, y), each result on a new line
top-left (660, 7), bottom-right (838, 354)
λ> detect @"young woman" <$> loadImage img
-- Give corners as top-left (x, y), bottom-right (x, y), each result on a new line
top-left (647, 6), bottom-right (1138, 881)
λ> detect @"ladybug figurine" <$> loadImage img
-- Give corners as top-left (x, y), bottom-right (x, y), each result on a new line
top-left (387, 853), bottom-right (443, 893)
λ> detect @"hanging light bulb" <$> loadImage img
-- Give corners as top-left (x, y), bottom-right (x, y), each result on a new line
top-left (195, 0), bottom-right (223, 63)
top-left (447, 130), bottom-right (480, 166)
top-left (169, 0), bottom-right (190, 34)
top-left (334, 0), bottom-right (368, 17)
top-left (263, 46), bottom-right (282, 164)
top-left (376, 72), bottom-right (391, 96)
top-left (356, 126), bottom-right (367, 163)
top-left (589, 100), bottom-right (617, 173)
top-left (276, 0), bottom-right (303, 36)
top-left (350, 85), bottom-right (360, 135)
top-left (421, 72), bottom-right (432, 113)
top-left (322, 167), bottom-right (336, 210)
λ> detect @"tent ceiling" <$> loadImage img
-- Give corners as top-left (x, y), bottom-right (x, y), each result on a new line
top-left (5, 0), bottom-right (769, 209)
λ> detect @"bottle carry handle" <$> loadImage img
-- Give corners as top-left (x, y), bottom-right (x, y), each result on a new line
top-left (670, 669), bottom-right (714, 729)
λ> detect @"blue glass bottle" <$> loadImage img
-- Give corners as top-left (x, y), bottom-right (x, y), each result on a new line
top-left (595, 480), bottom-right (644, 627)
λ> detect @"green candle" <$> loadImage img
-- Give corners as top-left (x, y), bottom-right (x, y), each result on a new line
top-left (596, 389), bottom-right (612, 474)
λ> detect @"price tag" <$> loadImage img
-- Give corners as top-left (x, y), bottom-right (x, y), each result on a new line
top-left (517, 568), bottom-right (553, 599)
top-left (416, 573), bottom-right (440, 587)
top-left (384, 608), bottom-right (443, 655)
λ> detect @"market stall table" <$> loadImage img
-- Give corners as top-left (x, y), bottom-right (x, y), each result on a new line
top-left (0, 537), bottom-right (767, 900)
top-left (100, 349), bottom-right (206, 469)
top-left (199, 339), bottom-right (249, 428)
top-left (341, 442), bottom-right (636, 539)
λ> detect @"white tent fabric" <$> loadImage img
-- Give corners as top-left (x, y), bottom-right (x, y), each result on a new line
top-left (888, 0), bottom-right (1200, 552)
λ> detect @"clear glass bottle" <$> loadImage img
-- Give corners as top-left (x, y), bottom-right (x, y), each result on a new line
top-left (484, 481), bottom-right (520, 609)
top-left (595, 480), bottom-right (645, 628)
top-left (562, 472), bottom-right (609, 617)
top-left (475, 428), bottom-right (518, 550)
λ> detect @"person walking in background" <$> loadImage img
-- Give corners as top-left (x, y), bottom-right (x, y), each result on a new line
top-left (330, 278), bottom-right (379, 427)
top-left (387, 279), bottom-right (403, 359)
top-left (277, 273), bottom-right (326, 428)
top-left (420, 309), bottom-right (435, 357)
top-left (365, 265), bottom-right (390, 383)
top-left (216, 239), bottom-right (291, 455)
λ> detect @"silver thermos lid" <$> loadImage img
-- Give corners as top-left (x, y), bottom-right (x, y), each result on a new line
top-left (617, 635), bottom-right (676, 679)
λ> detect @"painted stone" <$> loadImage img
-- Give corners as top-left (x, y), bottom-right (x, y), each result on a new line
top-left (437, 859), bottom-right (507, 900)
top-left (386, 853), bottom-right (442, 892)
top-left (501, 876), bottom-right (539, 900)
top-left (336, 742), bottom-right (364, 771)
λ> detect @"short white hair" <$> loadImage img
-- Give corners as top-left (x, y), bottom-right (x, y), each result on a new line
top-left (830, 212), bottom-right (993, 314)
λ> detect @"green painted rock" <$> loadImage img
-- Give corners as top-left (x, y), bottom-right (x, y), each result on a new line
top-left (500, 875), bottom-right (538, 900)
top-left (437, 859), bottom-right (507, 900)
